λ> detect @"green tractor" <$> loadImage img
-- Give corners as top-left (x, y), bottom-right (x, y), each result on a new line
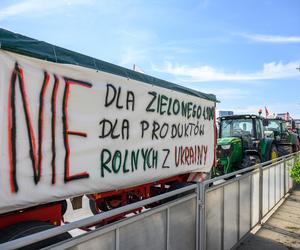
top-left (213, 115), bottom-right (278, 177)
top-left (293, 119), bottom-right (300, 140)
top-left (264, 118), bottom-right (300, 156)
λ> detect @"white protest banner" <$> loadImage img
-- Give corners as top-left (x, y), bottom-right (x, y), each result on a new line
top-left (0, 50), bottom-right (215, 214)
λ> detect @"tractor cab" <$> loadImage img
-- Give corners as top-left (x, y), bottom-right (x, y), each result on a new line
top-left (265, 118), bottom-right (300, 155)
top-left (213, 115), bottom-right (276, 177)
top-left (264, 118), bottom-right (289, 141)
top-left (219, 115), bottom-right (263, 150)
top-left (294, 119), bottom-right (300, 133)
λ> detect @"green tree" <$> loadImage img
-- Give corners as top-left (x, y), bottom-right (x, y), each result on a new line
top-left (290, 155), bottom-right (300, 184)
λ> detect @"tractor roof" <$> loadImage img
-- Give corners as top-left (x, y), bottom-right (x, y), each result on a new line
top-left (266, 117), bottom-right (284, 121)
top-left (219, 114), bottom-right (262, 120)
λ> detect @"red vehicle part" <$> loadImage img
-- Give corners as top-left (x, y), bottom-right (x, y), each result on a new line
top-left (0, 203), bottom-right (62, 230)
top-left (91, 174), bottom-right (188, 200)
top-left (0, 174), bottom-right (191, 230)
top-left (87, 174), bottom-right (189, 224)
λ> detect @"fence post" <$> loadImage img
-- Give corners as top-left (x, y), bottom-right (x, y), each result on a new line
top-left (292, 152), bottom-right (299, 188)
top-left (198, 182), bottom-right (206, 250)
top-left (259, 163), bottom-right (263, 224)
top-left (283, 156), bottom-right (286, 195)
top-left (196, 183), bottom-right (199, 250)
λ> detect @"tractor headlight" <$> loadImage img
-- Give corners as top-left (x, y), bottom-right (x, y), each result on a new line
top-left (221, 144), bottom-right (231, 150)
top-left (217, 144), bottom-right (232, 157)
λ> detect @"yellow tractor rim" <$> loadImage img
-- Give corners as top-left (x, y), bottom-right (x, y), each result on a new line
top-left (271, 151), bottom-right (277, 160)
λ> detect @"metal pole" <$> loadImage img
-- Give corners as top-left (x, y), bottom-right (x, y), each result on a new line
top-left (275, 163), bottom-right (277, 201)
top-left (221, 186), bottom-right (225, 250)
top-left (283, 157), bottom-right (286, 195)
top-left (166, 208), bottom-right (170, 250)
top-left (115, 228), bottom-right (120, 250)
top-left (196, 183), bottom-right (199, 250)
top-left (250, 175), bottom-right (253, 228)
top-left (258, 163), bottom-right (263, 224)
top-left (274, 164), bottom-right (276, 204)
top-left (268, 168), bottom-right (270, 212)
top-left (198, 182), bottom-right (206, 250)
top-left (237, 180), bottom-right (240, 241)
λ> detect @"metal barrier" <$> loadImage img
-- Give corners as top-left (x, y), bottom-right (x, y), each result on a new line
top-left (0, 153), bottom-right (298, 250)
top-left (0, 185), bottom-right (199, 250)
top-left (201, 152), bottom-right (298, 250)
top-left (50, 192), bottom-right (198, 250)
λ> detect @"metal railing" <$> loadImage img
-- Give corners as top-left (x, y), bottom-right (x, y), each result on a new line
top-left (0, 152), bottom-right (298, 250)
top-left (200, 152), bottom-right (297, 250)
top-left (0, 185), bottom-right (199, 250)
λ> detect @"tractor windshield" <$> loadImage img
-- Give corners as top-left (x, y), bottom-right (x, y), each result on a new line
top-left (220, 119), bottom-right (254, 138)
top-left (265, 120), bottom-right (281, 132)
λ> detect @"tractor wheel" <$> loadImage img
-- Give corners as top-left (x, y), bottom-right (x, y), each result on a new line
top-left (0, 221), bottom-right (71, 249)
top-left (241, 154), bottom-right (261, 169)
top-left (269, 145), bottom-right (278, 161)
top-left (162, 182), bottom-right (194, 203)
top-left (89, 199), bottom-right (109, 214)
top-left (277, 145), bottom-right (293, 157)
top-left (88, 198), bottom-right (125, 228)
top-left (60, 200), bottom-right (68, 216)
top-left (292, 142), bottom-right (300, 152)
top-left (252, 155), bottom-right (261, 165)
top-left (211, 166), bottom-right (222, 177)
top-left (89, 196), bottom-right (124, 215)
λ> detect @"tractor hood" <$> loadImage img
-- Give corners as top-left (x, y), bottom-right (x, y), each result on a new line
top-left (217, 137), bottom-right (241, 145)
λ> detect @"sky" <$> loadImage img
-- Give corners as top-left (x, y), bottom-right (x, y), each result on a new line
top-left (1, 0), bottom-right (300, 117)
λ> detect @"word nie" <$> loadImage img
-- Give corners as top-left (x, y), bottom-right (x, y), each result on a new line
top-left (7, 63), bottom-right (91, 192)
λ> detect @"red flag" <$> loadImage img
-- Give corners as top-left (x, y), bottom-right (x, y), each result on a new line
top-left (265, 107), bottom-right (269, 118)
top-left (285, 112), bottom-right (289, 121)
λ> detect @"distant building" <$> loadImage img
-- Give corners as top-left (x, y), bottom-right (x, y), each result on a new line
top-left (219, 111), bottom-right (234, 117)
top-left (294, 119), bottom-right (300, 128)
top-left (276, 112), bottom-right (292, 121)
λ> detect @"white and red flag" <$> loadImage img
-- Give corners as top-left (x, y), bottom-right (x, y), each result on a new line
top-left (265, 106), bottom-right (269, 118)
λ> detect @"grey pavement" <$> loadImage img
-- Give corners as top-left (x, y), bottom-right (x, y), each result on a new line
top-left (237, 185), bottom-right (300, 250)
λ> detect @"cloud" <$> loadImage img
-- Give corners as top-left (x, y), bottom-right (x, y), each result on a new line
top-left (153, 60), bottom-right (300, 82)
top-left (241, 33), bottom-right (300, 43)
top-left (219, 102), bottom-right (300, 118)
top-left (223, 105), bottom-right (259, 115)
top-left (0, 0), bottom-right (92, 20)
top-left (197, 88), bottom-right (248, 100)
top-left (118, 45), bottom-right (193, 69)
top-left (119, 47), bottom-right (148, 68)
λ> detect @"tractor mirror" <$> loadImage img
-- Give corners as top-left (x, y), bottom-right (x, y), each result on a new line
top-left (262, 119), bottom-right (269, 126)
top-left (292, 120), bottom-right (296, 130)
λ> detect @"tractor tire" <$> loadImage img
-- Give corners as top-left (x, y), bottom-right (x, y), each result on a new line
top-left (277, 145), bottom-right (293, 157)
top-left (241, 154), bottom-right (261, 169)
top-left (89, 199), bottom-right (109, 214)
top-left (268, 144), bottom-right (278, 161)
top-left (60, 200), bottom-right (68, 216)
top-left (163, 182), bottom-right (194, 203)
top-left (292, 142), bottom-right (300, 152)
top-left (89, 196), bottom-right (124, 215)
top-left (0, 221), bottom-right (71, 249)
